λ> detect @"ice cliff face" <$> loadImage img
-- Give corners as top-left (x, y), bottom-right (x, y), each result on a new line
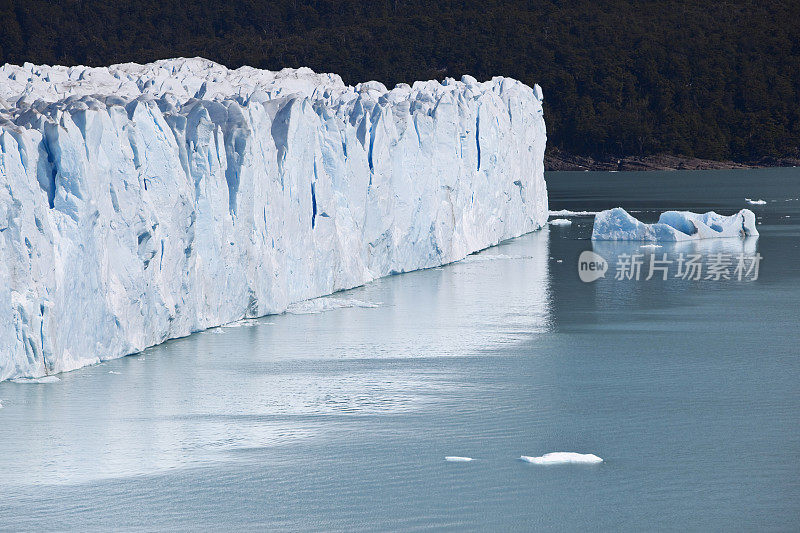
top-left (0, 58), bottom-right (547, 381)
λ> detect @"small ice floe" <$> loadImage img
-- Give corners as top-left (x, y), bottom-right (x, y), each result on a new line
top-left (520, 452), bottom-right (603, 465)
top-left (0, 400), bottom-right (4, 409)
top-left (639, 244), bottom-right (662, 249)
top-left (11, 375), bottom-right (61, 384)
top-left (286, 297), bottom-right (379, 315)
top-left (445, 456), bottom-right (474, 462)
top-left (459, 253), bottom-right (532, 264)
top-left (549, 218), bottom-right (572, 226)
top-left (745, 198), bottom-right (767, 205)
top-left (108, 371), bottom-right (121, 375)
top-left (549, 209), bottom-right (599, 217)
top-left (222, 318), bottom-right (260, 328)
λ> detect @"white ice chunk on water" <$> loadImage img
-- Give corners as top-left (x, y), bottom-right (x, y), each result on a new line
top-left (458, 253), bottom-right (534, 264)
top-left (745, 198), bottom-right (767, 205)
top-left (445, 456), bottom-right (474, 462)
top-left (221, 319), bottom-right (259, 328)
top-left (549, 218), bottom-right (572, 226)
top-left (10, 376), bottom-right (61, 384)
top-left (549, 209), bottom-right (599, 216)
top-left (592, 207), bottom-right (758, 241)
top-left (520, 452), bottom-right (603, 465)
top-left (285, 297), bottom-right (380, 315)
top-left (0, 58), bottom-right (548, 381)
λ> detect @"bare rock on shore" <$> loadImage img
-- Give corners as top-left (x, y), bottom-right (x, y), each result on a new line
top-left (545, 149), bottom-right (800, 172)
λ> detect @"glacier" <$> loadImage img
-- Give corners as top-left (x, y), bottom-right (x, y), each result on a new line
top-left (0, 58), bottom-right (548, 381)
top-left (592, 207), bottom-right (758, 241)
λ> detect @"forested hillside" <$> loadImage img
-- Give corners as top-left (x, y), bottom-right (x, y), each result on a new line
top-left (1, 0), bottom-right (798, 161)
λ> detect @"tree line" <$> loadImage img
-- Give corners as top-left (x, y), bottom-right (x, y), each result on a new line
top-left (1, 0), bottom-right (798, 161)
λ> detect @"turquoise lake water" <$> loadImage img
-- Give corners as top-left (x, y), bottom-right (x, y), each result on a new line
top-left (1, 168), bottom-right (798, 531)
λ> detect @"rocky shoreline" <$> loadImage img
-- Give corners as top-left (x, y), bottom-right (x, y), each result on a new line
top-left (545, 150), bottom-right (800, 172)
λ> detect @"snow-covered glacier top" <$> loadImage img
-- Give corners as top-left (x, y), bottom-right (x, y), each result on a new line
top-left (0, 58), bottom-right (349, 105)
top-left (0, 56), bottom-right (543, 120)
top-left (0, 58), bottom-right (548, 381)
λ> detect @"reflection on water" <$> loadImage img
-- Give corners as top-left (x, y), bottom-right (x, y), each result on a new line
top-left (593, 235), bottom-right (760, 258)
top-left (0, 230), bottom-right (551, 486)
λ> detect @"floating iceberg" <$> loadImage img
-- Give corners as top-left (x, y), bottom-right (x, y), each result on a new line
top-left (520, 452), bottom-right (603, 465)
top-left (549, 218), bottom-right (572, 226)
top-left (592, 208), bottom-right (758, 241)
top-left (548, 209), bottom-right (599, 217)
top-left (745, 198), bottom-right (767, 205)
top-left (445, 456), bottom-right (474, 462)
top-left (0, 58), bottom-right (548, 380)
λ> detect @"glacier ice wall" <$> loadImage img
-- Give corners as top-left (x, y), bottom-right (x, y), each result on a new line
top-left (0, 58), bottom-right (547, 380)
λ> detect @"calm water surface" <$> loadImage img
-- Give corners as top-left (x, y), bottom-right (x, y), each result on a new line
top-left (1, 168), bottom-right (799, 531)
